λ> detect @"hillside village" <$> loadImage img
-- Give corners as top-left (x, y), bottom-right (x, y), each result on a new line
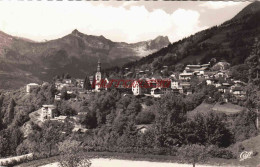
top-left (24, 58), bottom-right (251, 132)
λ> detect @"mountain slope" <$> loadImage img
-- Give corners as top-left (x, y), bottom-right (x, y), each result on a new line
top-left (0, 30), bottom-right (169, 89)
top-left (122, 2), bottom-right (260, 75)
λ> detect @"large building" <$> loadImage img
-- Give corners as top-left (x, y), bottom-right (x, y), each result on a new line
top-left (95, 59), bottom-right (102, 92)
top-left (41, 105), bottom-right (57, 122)
top-left (26, 83), bottom-right (40, 93)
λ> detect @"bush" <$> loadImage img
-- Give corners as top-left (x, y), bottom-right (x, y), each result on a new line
top-left (135, 111), bottom-right (155, 124)
top-left (58, 139), bottom-right (92, 167)
top-left (178, 144), bottom-right (208, 167)
top-left (207, 145), bottom-right (235, 159)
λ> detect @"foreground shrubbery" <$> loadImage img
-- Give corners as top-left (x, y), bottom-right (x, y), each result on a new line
top-left (58, 140), bottom-right (91, 167)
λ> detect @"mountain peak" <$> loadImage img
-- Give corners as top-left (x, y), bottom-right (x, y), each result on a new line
top-left (232, 1), bottom-right (260, 20)
top-left (71, 29), bottom-right (80, 35)
top-left (153, 36), bottom-right (170, 43)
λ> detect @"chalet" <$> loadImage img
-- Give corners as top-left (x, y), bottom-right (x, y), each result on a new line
top-left (55, 93), bottom-right (61, 101)
top-left (204, 71), bottom-right (217, 79)
top-left (26, 83), bottom-right (40, 93)
top-left (179, 70), bottom-right (193, 80)
top-left (217, 86), bottom-right (229, 93)
top-left (51, 115), bottom-right (67, 122)
top-left (41, 105), bottom-right (57, 122)
top-left (151, 88), bottom-right (162, 98)
top-left (232, 87), bottom-right (246, 97)
top-left (135, 124), bottom-right (151, 134)
top-left (185, 64), bottom-right (210, 73)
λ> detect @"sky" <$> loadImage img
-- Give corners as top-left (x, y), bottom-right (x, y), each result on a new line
top-left (0, 1), bottom-right (251, 43)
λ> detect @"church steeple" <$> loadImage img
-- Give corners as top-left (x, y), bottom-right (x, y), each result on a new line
top-left (95, 59), bottom-right (102, 88)
top-left (97, 59), bottom-right (101, 72)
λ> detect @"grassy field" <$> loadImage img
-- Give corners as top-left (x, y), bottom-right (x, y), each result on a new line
top-left (188, 102), bottom-right (245, 117)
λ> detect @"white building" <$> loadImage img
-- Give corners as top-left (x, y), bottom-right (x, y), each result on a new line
top-left (41, 105), bottom-right (56, 122)
top-left (55, 93), bottom-right (61, 101)
top-left (26, 83), bottom-right (40, 93)
top-left (206, 79), bottom-right (213, 85)
top-left (179, 70), bottom-right (193, 80)
top-left (151, 88), bottom-right (162, 98)
top-left (171, 80), bottom-right (179, 89)
top-left (132, 80), bottom-right (142, 96)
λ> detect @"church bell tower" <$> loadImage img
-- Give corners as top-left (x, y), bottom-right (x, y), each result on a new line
top-left (95, 59), bottom-right (102, 91)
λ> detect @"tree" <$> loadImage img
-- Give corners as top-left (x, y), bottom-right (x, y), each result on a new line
top-left (58, 139), bottom-right (91, 167)
top-left (3, 98), bottom-right (16, 125)
top-left (230, 64), bottom-right (249, 83)
top-left (64, 73), bottom-right (71, 79)
top-left (246, 38), bottom-right (260, 86)
top-left (79, 110), bottom-right (97, 129)
top-left (27, 121), bottom-right (65, 157)
top-left (188, 112), bottom-right (233, 147)
top-left (0, 131), bottom-right (10, 157)
top-left (178, 144), bottom-right (208, 167)
top-left (0, 95), bottom-right (4, 130)
top-left (154, 93), bottom-right (187, 147)
top-left (135, 110), bottom-right (155, 124)
top-left (84, 76), bottom-right (92, 90)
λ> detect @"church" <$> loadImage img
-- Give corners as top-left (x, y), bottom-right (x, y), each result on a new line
top-left (93, 59), bottom-right (108, 92)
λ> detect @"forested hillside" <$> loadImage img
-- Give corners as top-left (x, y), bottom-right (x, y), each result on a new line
top-left (113, 1), bottom-right (260, 78)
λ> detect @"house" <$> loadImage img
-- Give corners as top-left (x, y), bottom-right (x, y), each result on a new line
top-left (41, 105), bottom-right (57, 121)
top-left (186, 89), bottom-right (193, 95)
top-left (26, 83), bottom-right (40, 93)
top-left (51, 115), bottom-right (67, 122)
top-left (180, 82), bottom-right (191, 89)
top-left (232, 87), bottom-right (246, 97)
top-left (76, 79), bottom-right (84, 88)
top-left (151, 88), bottom-right (162, 98)
top-left (217, 86), bottom-right (229, 93)
top-left (135, 124), bottom-right (151, 134)
top-left (132, 80), bottom-right (149, 96)
top-left (204, 71), bottom-right (217, 79)
top-left (215, 83), bottom-right (222, 88)
top-left (215, 71), bottom-right (229, 79)
top-left (56, 83), bottom-right (69, 91)
top-left (206, 79), bottom-right (214, 85)
top-left (55, 93), bottom-right (61, 101)
top-left (179, 70), bottom-right (193, 80)
top-left (185, 64), bottom-right (210, 73)
top-left (171, 80), bottom-right (179, 89)
top-left (132, 80), bottom-right (143, 95)
top-left (64, 79), bottom-right (72, 84)
top-left (72, 124), bottom-right (88, 133)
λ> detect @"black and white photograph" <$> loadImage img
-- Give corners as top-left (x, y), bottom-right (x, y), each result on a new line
top-left (0, 0), bottom-right (259, 167)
